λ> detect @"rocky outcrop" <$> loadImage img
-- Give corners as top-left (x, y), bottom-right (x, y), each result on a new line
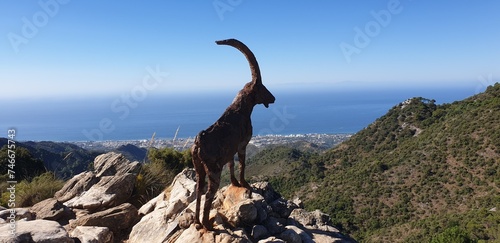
top-left (0, 219), bottom-right (73, 243)
top-left (129, 168), bottom-right (356, 243)
top-left (0, 152), bottom-right (140, 243)
top-left (56, 152), bottom-right (140, 211)
top-left (69, 203), bottom-right (138, 235)
top-left (128, 169), bottom-right (197, 243)
top-left (1, 152), bottom-right (356, 242)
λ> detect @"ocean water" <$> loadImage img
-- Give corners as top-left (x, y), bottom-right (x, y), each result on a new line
top-left (1, 87), bottom-right (478, 141)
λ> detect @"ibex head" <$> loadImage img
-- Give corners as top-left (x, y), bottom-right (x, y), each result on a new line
top-left (216, 38), bottom-right (275, 108)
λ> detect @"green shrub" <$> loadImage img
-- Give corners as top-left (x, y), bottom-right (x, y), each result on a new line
top-left (131, 147), bottom-right (192, 207)
top-left (431, 227), bottom-right (474, 243)
top-left (1, 172), bottom-right (64, 207)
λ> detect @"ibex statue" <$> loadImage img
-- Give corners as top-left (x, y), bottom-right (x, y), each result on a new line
top-left (191, 39), bottom-right (275, 230)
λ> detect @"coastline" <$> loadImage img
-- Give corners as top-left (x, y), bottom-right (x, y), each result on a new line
top-left (70, 133), bottom-right (353, 151)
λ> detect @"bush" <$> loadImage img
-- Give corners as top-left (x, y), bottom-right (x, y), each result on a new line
top-left (431, 227), bottom-right (474, 243)
top-left (0, 172), bottom-right (64, 207)
top-left (131, 148), bottom-right (192, 207)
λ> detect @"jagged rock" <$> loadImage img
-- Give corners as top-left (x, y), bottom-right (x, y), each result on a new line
top-left (174, 224), bottom-right (211, 243)
top-left (252, 181), bottom-right (281, 203)
top-left (64, 173), bottom-right (136, 211)
top-left (251, 225), bottom-right (270, 240)
top-left (93, 152), bottom-right (141, 177)
top-left (0, 208), bottom-right (35, 222)
top-left (311, 233), bottom-right (347, 243)
top-left (221, 185), bottom-right (257, 227)
top-left (264, 216), bottom-right (286, 235)
top-left (289, 216), bottom-right (351, 243)
top-left (289, 209), bottom-right (356, 243)
top-left (269, 197), bottom-right (299, 218)
top-left (30, 198), bottom-right (70, 221)
top-left (55, 171), bottom-right (98, 202)
top-left (70, 226), bottom-right (113, 243)
top-left (215, 229), bottom-right (250, 243)
top-left (289, 208), bottom-right (332, 227)
top-left (0, 219), bottom-right (73, 243)
top-left (226, 200), bottom-right (258, 227)
top-left (255, 203), bottom-right (270, 223)
top-left (279, 227), bottom-right (302, 243)
top-left (69, 203), bottom-right (137, 236)
top-left (128, 205), bottom-right (180, 243)
top-left (178, 208), bottom-right (196, 229)
top-left (292, 197), bottom-right (304, 208)
top-left (284, 225), bottom-right (314, 243)
top-left (129, 169), bottom-right (197, 243)
top-left (56, 152), bottom-right (139, 212)
top-left (173, 225), bottom-right (251, 243)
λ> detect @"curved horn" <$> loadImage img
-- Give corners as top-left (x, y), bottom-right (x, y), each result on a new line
top-left (216, 38), bottom-right (261, 84)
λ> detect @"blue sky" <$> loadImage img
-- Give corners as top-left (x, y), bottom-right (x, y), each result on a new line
top-left (1, 1), bottom-right (499, 99)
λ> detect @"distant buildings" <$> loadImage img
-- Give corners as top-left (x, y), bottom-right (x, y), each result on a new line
top-left (72, 133), bottom-right (352, 151)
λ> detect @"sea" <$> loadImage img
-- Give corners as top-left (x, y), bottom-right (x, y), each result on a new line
top-left (1, 85), bottom-right (482, 142)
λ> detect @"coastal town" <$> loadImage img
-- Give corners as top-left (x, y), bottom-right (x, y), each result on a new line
top-left (72, 133), bottom-right (353, 151)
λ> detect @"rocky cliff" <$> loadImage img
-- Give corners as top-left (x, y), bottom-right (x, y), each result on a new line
top-left (0, 152), bottom-right (355, 243)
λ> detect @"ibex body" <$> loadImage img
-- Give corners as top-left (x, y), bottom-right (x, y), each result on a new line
top-left (191, 39), bottom-right (275, 229)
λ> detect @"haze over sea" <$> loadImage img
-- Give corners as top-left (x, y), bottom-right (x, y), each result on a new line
top-left (1, 84), bottom-right (482, 142)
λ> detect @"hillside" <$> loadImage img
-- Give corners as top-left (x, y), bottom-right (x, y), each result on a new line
top-left (0, 138), bottom-right (154, 181)
top-left (0, 139), bottom-right (101, 180)
top-left (261, 84), bottom-right (500, 242)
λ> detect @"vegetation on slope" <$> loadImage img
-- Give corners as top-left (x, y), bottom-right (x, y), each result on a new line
top-left (0, 139), bottom-right (101, 180)
top-left (131, 147), bottom-right (192, 206)
top-left (263, 84), bottom-right (500, 242)
top-left (0, 144), bottom-right (67, 207)
top-left (1, 84), bottom-right (498, 242)
top-left (242, 145), bottom-right (324, 198)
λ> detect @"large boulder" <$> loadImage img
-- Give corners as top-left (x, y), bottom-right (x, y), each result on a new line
top-left (220, 185), bottom-right (257, 227)
top-left (55, 152), bottom-right (140, 211)
top-left (30, 198), bottom-right (71, 221)
top-left (289, 208), bottom-right (333, 227)
top-left (0, 219), bottom-right (73, 243)
top-left (55, 171), bottom-right (98, 202)
top-left (69, 203), bottom-right (138, 236)
top-left (128, 168), bottom-right (197, 243)
top-left (93, 152), bottom-right (141, 177)
top-left (70, 226), bottom-right (113, 243)
top-left (289, 208), bottom-right (354, 243)
top-left (64, 173), bottom-right (136, 211)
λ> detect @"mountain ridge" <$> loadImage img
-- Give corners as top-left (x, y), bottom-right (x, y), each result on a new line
top-left (257, 84), bottom-right (500, 242)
